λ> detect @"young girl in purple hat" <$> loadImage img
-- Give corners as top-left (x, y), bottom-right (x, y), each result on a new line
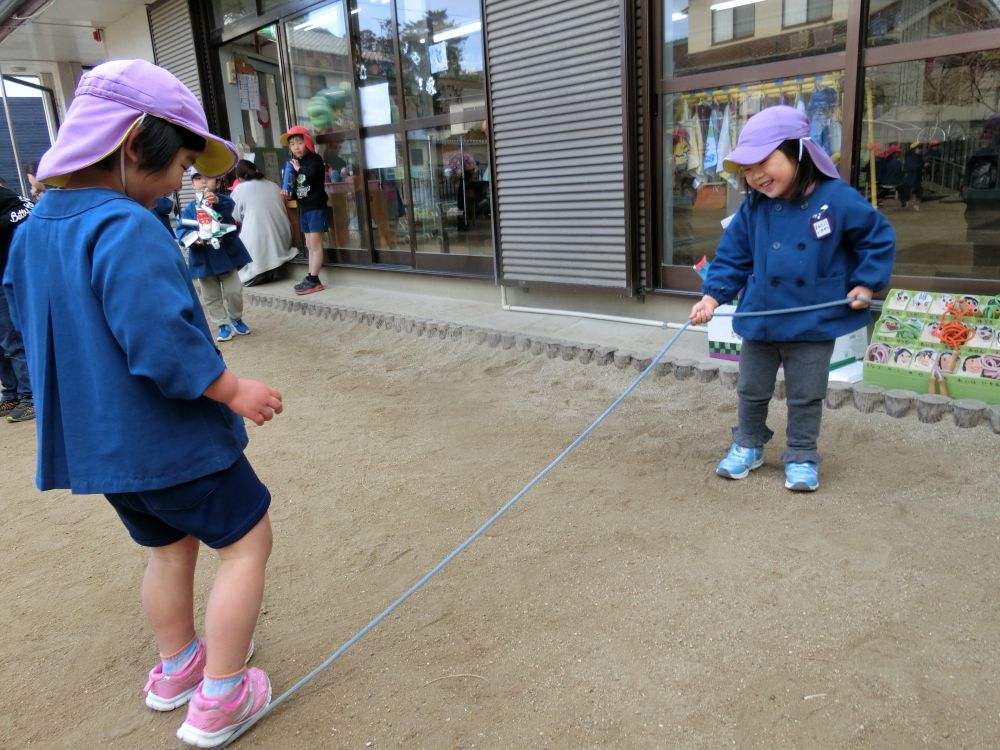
top-left (690, 104), bottom-right (895, 492)
top-left (2, 59), bottom-right (278, 747)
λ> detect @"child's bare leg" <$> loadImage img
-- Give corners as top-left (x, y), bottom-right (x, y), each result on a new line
top-left (143, 535), bottom-right (200, 656)
top-left (305, 232), bottom-right (324, 277)
top-left (203, 513), bottom-right (273, 676)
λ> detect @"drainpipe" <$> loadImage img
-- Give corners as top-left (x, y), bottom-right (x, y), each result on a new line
top-left (499, 285), bottom-right (708, 333)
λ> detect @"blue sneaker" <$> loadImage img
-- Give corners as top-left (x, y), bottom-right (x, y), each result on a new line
top-left (231, 319), bottom-right (251, 336)
top-left (716, 443), bottom-right (764, 479)
top-left (216, 324), bottom-right (234, 342)
top-left (784, 462), bottom-right (819, 491)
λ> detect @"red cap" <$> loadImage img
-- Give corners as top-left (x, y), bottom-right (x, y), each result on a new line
top-left (280, 125), bottom-right (315, 152)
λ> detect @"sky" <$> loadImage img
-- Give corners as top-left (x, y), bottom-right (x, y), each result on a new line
top-left (1, 78), bottom-right (41, 97)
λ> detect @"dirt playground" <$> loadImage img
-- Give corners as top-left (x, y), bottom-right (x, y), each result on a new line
top-left (1, 306), bottom-right (999, 749)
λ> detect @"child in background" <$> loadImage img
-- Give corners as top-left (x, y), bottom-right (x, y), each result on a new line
top-left (690, 105), bottom-right (895, 492)
top-left (178, 168), bottom-right (253, 342)
top-left (280, 125), bottom-right (328, 295)
top-left (2, 59), bottom-right (279, 748)
top-left (152, 193), bottom-right (176, 234)
top-left (0, 182), bottom-right (34, 423)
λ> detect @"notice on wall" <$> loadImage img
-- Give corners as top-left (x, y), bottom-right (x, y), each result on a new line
top-left (364, 133), bottom-right (397, 170)
top-left (238, 73), bottom-right (259, 111)
top-left (359, 82), bottom-right (392, 127)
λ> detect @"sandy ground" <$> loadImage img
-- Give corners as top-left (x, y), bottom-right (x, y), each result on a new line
top-left (2, 306), bottom-right (1000, 749)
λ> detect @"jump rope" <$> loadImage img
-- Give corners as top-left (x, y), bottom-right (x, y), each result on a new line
top-left (220, 295), bottom-right (868, 746)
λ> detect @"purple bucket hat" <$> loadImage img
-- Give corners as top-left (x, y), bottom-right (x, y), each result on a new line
top-left (37, 59), bottom-right (238, 187)
top-left (722, 105), bottom-right (840, 180)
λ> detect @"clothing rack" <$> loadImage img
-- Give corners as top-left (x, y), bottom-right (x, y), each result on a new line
top-left (680, 73), bottom-right (842, 105)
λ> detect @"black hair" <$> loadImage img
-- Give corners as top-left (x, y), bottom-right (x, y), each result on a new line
top-left (235, 159), bottom-right (262, 181)
top-left (92, 115), bottom-right (206, 173)
top-left (747, 139), bottom-right (831, 204)
top-left (25, 160), bottom-right (39, 176)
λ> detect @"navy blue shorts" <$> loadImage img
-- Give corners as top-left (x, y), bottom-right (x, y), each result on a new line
top-left (105, 455), bottom-right (271, 549)
top-left (299, 207), bottom-right (328, 234)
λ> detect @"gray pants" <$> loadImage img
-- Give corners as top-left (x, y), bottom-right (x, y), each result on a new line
top-left (197, 270), bottom-right (244, 326)
top-left (733, 339), bottom-right (835, 465)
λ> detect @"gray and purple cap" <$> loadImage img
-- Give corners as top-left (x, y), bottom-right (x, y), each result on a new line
top-left (722, 105), bottom-right (840, 180)
top-left (37, 58), bottom-right (238, 187)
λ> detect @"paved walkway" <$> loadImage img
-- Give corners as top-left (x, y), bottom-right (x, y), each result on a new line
top-left (245, 270), bottom-right (713, 364)
top-left (241, 269), bottom-right (1000, 432)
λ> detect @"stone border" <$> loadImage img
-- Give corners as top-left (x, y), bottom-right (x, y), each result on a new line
top-left (245, 293), bottom-right (1000, 434)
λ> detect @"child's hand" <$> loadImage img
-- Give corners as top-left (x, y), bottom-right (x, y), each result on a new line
top-left (204, 370), bottom-right (283, 426)
top-left (201, 191), bottom-right (218, 207)
top-left (690, 295), bottom-right (719, 325)
top-left (281, 189), bottom-right (291, 200)
top-left (848, 286), bottom-right (873, 309)
top-left (290, 158), bottom-right (301, 171)
top-left (227, 377), bottom-right (283, 426)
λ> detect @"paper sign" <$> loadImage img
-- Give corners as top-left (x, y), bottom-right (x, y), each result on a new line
top-left (365, 134), bottom-right (397, 169)
top-left (359, 82), bottom-right (392, 127)
top-left (428, 41), bottom-right (448, 74)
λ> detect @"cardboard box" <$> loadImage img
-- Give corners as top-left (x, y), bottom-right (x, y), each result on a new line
top-left (863, 289), bottom-right (1000, 403)
top-left (707, 304), bottom-right (868, 377)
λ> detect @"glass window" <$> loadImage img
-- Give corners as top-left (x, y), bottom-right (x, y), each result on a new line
top-left (397, 0), bottom-right (486, 118)
top-left (784, 0), bottom-right (832, 27)
top-left (364, 133), bottom-right (407, 249)
top-left (351, 0), bottom-right (402, 126)
top-left (712, 5), bottom-right (754, 44)
top-left (322, 135), bottom-right (367, 249)
top-left (407, 122), bottom-right (492, 256)
top-left (860, 54), bottom-right (1000, 279)
top-left (661, 72), bottom-right (843, 267)
top-left (868, 0), bottom-right (1000, 47)
top-left (284, 2), bottom-right (357, 133)
top-left (212, 0), bottom-right (256, 28)
top-left (217, 27), bottom-right (286, 156)
top-left (663, 0), bottom-right (847, 77)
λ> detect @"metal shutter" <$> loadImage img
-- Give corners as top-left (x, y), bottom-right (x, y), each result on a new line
top-left (486, 0), bottom-right (628, 289)
top-left (148, 0), bottom-right (201, 100)
top-left (148, 0), bottom-right (200, 212)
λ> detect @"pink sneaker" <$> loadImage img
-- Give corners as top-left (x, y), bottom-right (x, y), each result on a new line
top-left (144, 639), bottom-right (207, 711)
top-left (176, 667), bottom-right (272, 748)
top-left (144, 639), bottom-right (255, 711)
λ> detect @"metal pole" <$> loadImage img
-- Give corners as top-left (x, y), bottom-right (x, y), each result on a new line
top-left (0, 65), bottom-right (27, 197)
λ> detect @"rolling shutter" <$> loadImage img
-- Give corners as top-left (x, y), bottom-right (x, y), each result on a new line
top-left (486, 0), bottom-right (629, 289)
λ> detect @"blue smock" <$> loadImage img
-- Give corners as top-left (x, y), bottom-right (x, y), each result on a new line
top-left (3, 187), bottom-right (248, 493)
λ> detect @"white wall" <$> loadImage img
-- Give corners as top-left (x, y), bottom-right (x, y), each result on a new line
top-left (104, 4), bottom-right (155, 62)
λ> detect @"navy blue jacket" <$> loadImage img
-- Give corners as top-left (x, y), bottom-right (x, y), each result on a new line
top-left (702, 178), bottom-right (896, 342)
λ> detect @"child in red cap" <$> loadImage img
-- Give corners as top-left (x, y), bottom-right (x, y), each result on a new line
top-left (280, 125), bottom-right (328, 295)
